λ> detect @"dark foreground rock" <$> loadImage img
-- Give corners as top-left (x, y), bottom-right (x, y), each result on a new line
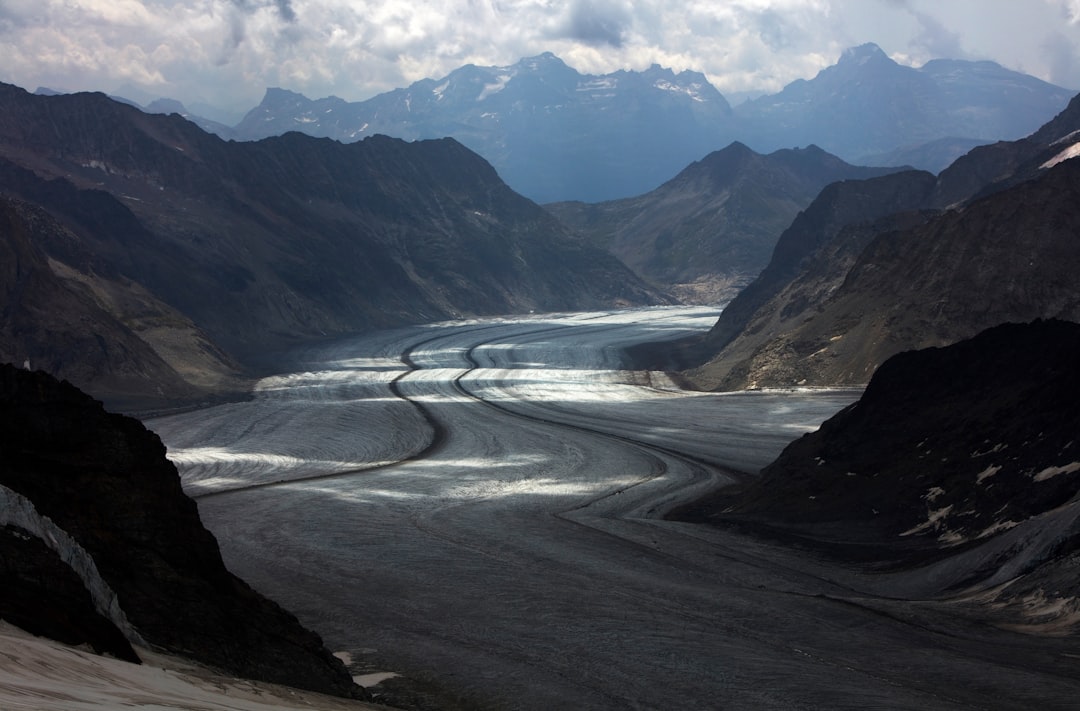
top-left (672, 320), bottom-right (1080, 617)
top-left (0, 363), bottom-right (364, 699)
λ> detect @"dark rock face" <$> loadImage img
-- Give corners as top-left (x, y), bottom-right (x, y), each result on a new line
top-left (546, 143), bottom-right (901, 302)
top-left (719, 320), bottom-right (1080, 546)
top-left (672, 321), bottom-right (1080, 611)
top-left (0, 363), bottom-right (362, 698)
top-left (0, 195), bottom-right (239, 410)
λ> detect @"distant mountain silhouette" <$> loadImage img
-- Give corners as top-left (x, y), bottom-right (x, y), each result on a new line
top-left (224, 45), bottom-right (1072, 203)
top-left (547, 142), bottom-right (902, 302)
top-left (736, 43), bottom-right (1073, 162)
top-left (232, 53), bottom-right (734, 203)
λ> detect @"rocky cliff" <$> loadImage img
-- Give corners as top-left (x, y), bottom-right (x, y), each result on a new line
top-left (672, 320), bottom-right (1080, 627)
top-left (0, 363), bottom-right (363, 698)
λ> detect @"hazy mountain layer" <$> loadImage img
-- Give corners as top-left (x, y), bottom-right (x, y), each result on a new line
top-left (547, 142), bottom-right (901, 302)
top-left (224, 45), bottom-right (1071, 203)
top-left (737, 44), bottom-right (1074, 162)
top-left (233, 53), bottom-right (734, 203)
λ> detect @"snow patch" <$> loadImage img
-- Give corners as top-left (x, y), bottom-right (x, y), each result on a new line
top-left (1041, 141), bottom-right (1080, 169)
top-left (579, 78), bottom-right (617, 91)
top-left (1033, 461), bottom-right (1080, 482)
top-left (900, 504), bottom-right (953, 536)
top-left (654, 80), bottom-right (706, 102)
top-left (477, 74), bottom-right (511, 101)
top-left (977, 464), bottom-right (1002, 483)
top-left (432, 80), bottom-right (449, 100)
top-left (977, 520), bottom-right (1019, 538)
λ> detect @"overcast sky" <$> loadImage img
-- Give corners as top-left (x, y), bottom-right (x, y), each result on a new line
top-left (3, 0), bottom-right (1079, 120)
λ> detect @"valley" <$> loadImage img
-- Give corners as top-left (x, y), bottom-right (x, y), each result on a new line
top-left (148, 307), bottom-right (1080, 710)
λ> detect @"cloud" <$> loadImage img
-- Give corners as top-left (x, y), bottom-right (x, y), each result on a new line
top-left (1041, 31), bottom-right (1078, 85)
top-left (556, 0), bottom-right (633, 48)
top-left (908, 8), bottom-right (965, 59)
top-left (1, 0), bottom-right (1077, 116)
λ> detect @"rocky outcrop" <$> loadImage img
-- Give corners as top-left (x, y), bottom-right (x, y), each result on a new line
top-left (546, 143), bottom-right (901, 302)
top-left (0, 522), bottom-right (139, 662)
top-left (672, 321), bottom-right (1080, 621)
top-left (0, 363), bottom-right (363, 699)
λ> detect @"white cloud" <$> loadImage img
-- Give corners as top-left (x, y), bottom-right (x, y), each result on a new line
top-left (0, 0), bottom-right (1077, 117)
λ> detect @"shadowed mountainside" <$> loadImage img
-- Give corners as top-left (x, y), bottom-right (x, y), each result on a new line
top-left (672, 320), bottom-right (1080, 632)
top-left (0, 82), bottom-right (664, 408)
top-left (0, 363), bottom-right (366, 699)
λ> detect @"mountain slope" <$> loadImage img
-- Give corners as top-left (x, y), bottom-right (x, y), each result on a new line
top-left (0, 195), bottom-right (244, 410)
top-left (0, 363), bottom-right (364, 698)
top-left (0, 82), bottom-right (662, 406)
top-left (672, 320), bottom-right (1080, 631)
top-left (547, 142), bottom-right (902, 302)
top-left (689, 92), bottom-right (1080, 390)
top-left (736, 43), bottom-right (1074, 162)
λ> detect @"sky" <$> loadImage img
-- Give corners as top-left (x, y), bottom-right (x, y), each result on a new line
top-left (2, 0), bottom-right (1080, 121)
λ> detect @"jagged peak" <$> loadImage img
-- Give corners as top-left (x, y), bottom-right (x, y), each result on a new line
top-left (838, 43), bottom-right (891, 66)
top-left (260, 87), bottom-right (310, 105)
top-left (515, 52), bottom-right (571, 72)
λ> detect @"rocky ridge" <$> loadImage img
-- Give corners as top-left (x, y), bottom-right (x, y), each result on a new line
top-left (672, 320), bottom-right (1080, 630)
top-left (688, 92), bottom-right (1080, 390)
top-left (0, 362), bottom-right (364, 699)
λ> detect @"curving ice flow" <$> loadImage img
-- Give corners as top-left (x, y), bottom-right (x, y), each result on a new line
top-left (147, 307), bottom-right (1079, 710)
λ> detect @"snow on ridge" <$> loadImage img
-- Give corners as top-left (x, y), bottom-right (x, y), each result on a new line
top-left (578, 77), bottom-right (617, 92)
top-left (432, 80), bottom-right (449, 100)
top-left (1033, 461), bottom-right (1080, 482)
top-left (1041, 141), bottom-right (1080, 169)
top-left (654, 80), bottom-right (707, 102)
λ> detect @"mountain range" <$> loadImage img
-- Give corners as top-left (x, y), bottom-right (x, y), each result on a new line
top-left (685, 91), bottom-right (1080, 391)
top-left (209, 44), bottom-right (1072, 203)
top-left (546, 142), bottom-right (901, 302)
top-left (0, 82), bottom-right (661, 409)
